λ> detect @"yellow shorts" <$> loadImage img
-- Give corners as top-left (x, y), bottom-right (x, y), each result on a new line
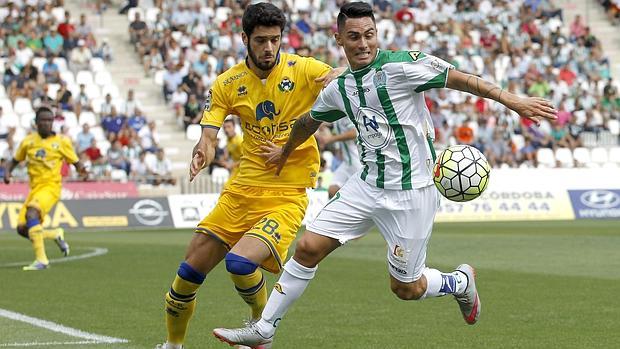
top-left (18, 184), bottom-right (61, 226)
top-left (197, 183), bottom-right (308, 274)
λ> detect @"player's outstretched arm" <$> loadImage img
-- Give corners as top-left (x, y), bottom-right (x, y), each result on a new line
top-left (260, 113), bottom-right (322, 176)
top-left (72, 161), bottom-right (89, 180)
top-left (189, 126), bottom-right (218, 182)
top-left (3, 159), bottom-right (19, 184)
top-left (445, 69), bottom-right (557, 125)
top-left (315, 67), bottom-right (347, 88)
top-left (322, 128), bottom-right (357, 145)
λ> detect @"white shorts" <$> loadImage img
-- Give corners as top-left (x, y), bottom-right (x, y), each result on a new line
top-left (307, 175), bottom-right (439, 283)
top-left (330, 161), bottom-right (363, 188)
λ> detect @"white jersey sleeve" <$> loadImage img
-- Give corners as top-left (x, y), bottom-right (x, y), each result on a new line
top-left (401, 52), bottom-right (454, 93)
top-left (310, 82), bottom-right (347, 123)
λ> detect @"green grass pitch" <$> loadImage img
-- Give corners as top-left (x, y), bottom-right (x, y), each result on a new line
top-left (1, 220), bottom-right (619, 348)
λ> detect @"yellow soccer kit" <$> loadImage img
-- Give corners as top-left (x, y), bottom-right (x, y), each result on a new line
top-left (226, 133), bottom-right (243, 180)
top-left (14, 132), bottom-right (79, 225)
top-left (199, 52), bottom-right (332, 272)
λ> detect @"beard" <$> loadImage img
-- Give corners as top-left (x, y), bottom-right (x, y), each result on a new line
top-left (247, 44), bottom-right (278, 71)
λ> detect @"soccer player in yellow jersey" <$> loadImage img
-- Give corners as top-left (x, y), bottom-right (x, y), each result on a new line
top-left (156, 3), bottom-right (339, 349)
top-left (3, 107), bottom-right (87, 271)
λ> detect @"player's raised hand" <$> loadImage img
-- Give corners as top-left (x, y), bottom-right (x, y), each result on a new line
top-left (259, 141), bottom-right (288, 176)
top-left (511, 96), bottom-right (557, 126)
top-left (189, 148), bottom-right (206, 182)
top-left (315, 67), bottom-right (347, 88)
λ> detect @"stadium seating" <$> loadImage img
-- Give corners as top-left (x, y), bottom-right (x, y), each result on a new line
top-left (536, 148), bottom-right (556, 168)
top-left (590, 147), bottom-right (609, 167)
top-left (572, 147), bottom-right (591, 167)
top-left (609, 147), bottom-right (620, 165)
top-left (186, 124), bottom-right (202, 141)
top-left (555, 148), bottom-right (574, 168)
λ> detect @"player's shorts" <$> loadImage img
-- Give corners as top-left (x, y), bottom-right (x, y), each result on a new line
top-left (307, 175), bottom-right (439, 283)
top-left (330, 161), bottom-right (362, 188)
top-left (197, 182), bottom-right (308, 274)
top-left (18, 184), bottom-right (61, 226)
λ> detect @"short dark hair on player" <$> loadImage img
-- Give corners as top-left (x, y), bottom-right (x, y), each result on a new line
top-left (242, 2), bottom-right (286, 37)
top-left (337, 2), bottom-right (375, 31)
top-left (35, 106), bottom-right (53, 121)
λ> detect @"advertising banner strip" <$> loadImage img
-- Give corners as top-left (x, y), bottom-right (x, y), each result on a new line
top-left (0, 198), bottom-right (173, 232)
top-left (0, 182), bottom-right (139, 201)
top-left (568, 189), bottom-right (620, 219)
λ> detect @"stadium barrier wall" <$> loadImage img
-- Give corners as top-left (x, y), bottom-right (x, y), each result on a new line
top-left (0, 182), bottom-right (139, 201)
top-left (1, 169), bottom-right (619, 233)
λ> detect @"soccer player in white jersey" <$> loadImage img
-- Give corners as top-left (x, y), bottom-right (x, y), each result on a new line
top-left (213, 2), bottom-right (557, 346)
top-left (320, 117), bottom-right (361, 198)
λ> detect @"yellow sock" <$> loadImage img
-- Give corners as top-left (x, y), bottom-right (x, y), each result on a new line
top-left (29, 224), bottom-right (48, 265)
top-left (42, 229), bottom-right (59, 240)
top-left (165, 265), bottom-right (204, 345)
top-left (230, 270), bottom-right (267, 320)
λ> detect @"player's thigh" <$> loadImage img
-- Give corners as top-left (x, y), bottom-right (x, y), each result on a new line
top-left (307, 175), bottom-right (376, 245)
top-left (18, 186), bottom-right (60, 225)
top-left (330, 163), bottom-right (361, 188)
top-left (373, 185), bottom-right (439, 283)
top-left (196, 188), bottom-right (253, 250)
top-left (242, 191), bottom-right (309, 274)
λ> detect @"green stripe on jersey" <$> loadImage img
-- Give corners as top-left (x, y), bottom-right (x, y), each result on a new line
top-left (376, 79), bottom-right (412, 190)
top-left (338, 76), bottom-right (369, 179)
top-left (376, 150), bottom-right (385, 188)
top-left (354, 73), bottom-right (375, 181)
top-left (415, 69), bottom-right (448, 93)
top-left (310, 109), bottom-right (347, 122)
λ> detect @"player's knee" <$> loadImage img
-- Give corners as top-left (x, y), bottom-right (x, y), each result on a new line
top-left (225, 252), bottom-right (258, 275)
top-left (293, 237), bottom-right (324, 266)
top-left (25, 208), bottom-right (40, 222)
top-left (391, 281), bottom-right (425, 301)
top-left (16, 225), bottom-right (29, 239)
top-left (328, 185), bottom-right (339, 199)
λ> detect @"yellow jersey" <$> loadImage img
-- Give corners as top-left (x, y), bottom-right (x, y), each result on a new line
top-left (201, 52), bottom-right (332, 188)
top-left (14, 132), bottom-right (79, 188)
top-left (226, 133), bottom-right (243, 163)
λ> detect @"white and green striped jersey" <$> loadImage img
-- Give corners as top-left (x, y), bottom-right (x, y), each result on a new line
top-left (333, 117), bottom-right (359, 166)
top-left (310, 50), bottom-right (453, 190)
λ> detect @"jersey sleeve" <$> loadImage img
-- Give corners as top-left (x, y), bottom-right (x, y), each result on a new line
top-left (199, 79), bottom-right (229, 129)
top-left (303, 57), bottom-right (333, 97)
top-left (13, 138), bottom-right (27, 162)
top-left (310, 83), bottom-right (347, 123)
top-left (402, 52), bottom-right (455, 93)
top-left (60, 136), bottom-right (79, 164)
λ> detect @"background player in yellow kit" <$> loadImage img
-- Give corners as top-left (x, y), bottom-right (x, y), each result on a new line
top-left (3, 106), bottom-right (87, 271)
top-left (222, 117), bottom-right (243, 187)
top-left (156, 3), bottom-right (340, 349)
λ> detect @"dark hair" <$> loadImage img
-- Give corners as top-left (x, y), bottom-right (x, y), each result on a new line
top-left (337, 2), bottom-right (375, 31)
top-left (35, 106), bottom-right (53, 121)
top-left (242, 3), bottom-right (286, 37)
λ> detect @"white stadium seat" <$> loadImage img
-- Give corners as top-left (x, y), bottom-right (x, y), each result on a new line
top-left (90, 98), bottom-right (104, 114)
top-left (609, 147), bottom-right (620, 165)
top-left (0, 140), bottom-right (8, 156)
top-left (153, 70), bottom-right (165, 86)
top-left (13, 98), bottom-right (33, 115)
top-left (32, 57), bottom-right (46, 71)
top-left (572, 147), bottom-right (591, 167)
top-left (186, 124), bottom-right (202, 141)
top-left (555, 148), bottom-right (574, 168)
top-left (53, 57), bottom-right (68, 72)
top-left (89, 57), bottom-right (106, 73)
top-left (47, 83), bottom-right (61, 99)
top-left (63, 111), bottom-right (78, 130)
top-left (95, 71), bottom-right (113, 86)
top-left (60, 71), bottom-right (75, 85)
top-left (145, 7), bottom-right (160, 24)
top-left (536, 148), bottom-right (556, 168)
top-left (0, 98), bottom-right (14, 114)
top-left (20, 112), bottom-right (35, 129)
top-left (211, 167), bottom-right (230, 184)
top-left (127, 7), bottom-right (144, 21)
top-left (98, 139), bottom-right (111, 154)
top-left (76, 70), bottom-right (94, 86)
top-left (78, 111), bottom-right (97, 127)
top-left (511, 134), bottom-right (525, 151)
top-left (111, 169), bottom-right (128, 182)
top-left (590, 147), bottom-right (609, 166)
top-left (580, 132), bottom-right (597, 148)
top-left (0, 84), bottom-right (5, 98)
top-left (90, 126), bottom-right (106, 142)
top-left (608, 119), bottom-right (619, 136)
top-left (85, 83), bottom-right (101, 99)
top-left (101, 84), bottom-right (120, 99)
top-left (2, 112), bottom-right (19, 128)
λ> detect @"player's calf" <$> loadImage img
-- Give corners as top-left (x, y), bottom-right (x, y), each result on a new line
top-left (16, 225), bottom-right (29, 239)
top-left (390, 278), bottom-right (426, 300)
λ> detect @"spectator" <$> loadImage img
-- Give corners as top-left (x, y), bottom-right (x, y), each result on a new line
top-left (127, 108), bottom-right (147, 132)
top-left (120, 0), bottom-right (139, 15)
top-left (129, 12), bottom-right (147, 45)
top-left (143, 46), bottom-right (164, 76)
top-left (42, 55), bottom-right (60, 83)
top-left (70, 39), bottom-right (92, 73)
top-left (76, 123), bottom-right (95, 152)
top-left (122, 89), bottom-right (141, 116)
top-left (107, 140), bottom-right (130, 174)
top-left (95, 38), bottom-right (113, 62)
top-left (101, 106), bottom-right (126, 140)
top-left (0, 107), bottom-right (16, 140)
top-left (76, 14), bottom-right (92, 38)
top-left (43, 28), bottom-right (64, 56)
top-left (183, 94), bottom-right (201, 129)
top-left (84, 138), bottom-right (103, 162)
top-left (150, 148), bottom-right (176, 186)
top-left (57, 11), bottom-right (75, 40)
top-left (138, 121), bottom-right (159, 152)
top-left (130, 150), bottom-right (152, 183)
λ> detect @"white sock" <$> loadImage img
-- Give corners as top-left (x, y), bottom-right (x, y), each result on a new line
top-left (255, 259), bottom-right (317, 337)
top-left (421, 268), bottom-right (467, 299)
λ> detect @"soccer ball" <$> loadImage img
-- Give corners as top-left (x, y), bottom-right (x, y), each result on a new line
top-left (433, 145), bottom-right (490, 202)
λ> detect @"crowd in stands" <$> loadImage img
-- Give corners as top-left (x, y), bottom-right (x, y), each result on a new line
top-left (600, 0), bottom-right (620, 25)
top-left (125, 0), bottom-right (619, 179)
top-left (0, 0), bottom-right (175, 186)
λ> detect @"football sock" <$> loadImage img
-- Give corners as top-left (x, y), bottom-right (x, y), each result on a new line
top-left (230, 270), bottom-right (267, 320)
top-left (421, 268), bottom-right (467, 298)
top-left (256, 258), bottom-right (317, 337)
top-left (42, 229), bottom-right (60, 240)
top-left (27, 219), bottom-right (48, 265)
top-left (165, 261), bottom-right (205, 345)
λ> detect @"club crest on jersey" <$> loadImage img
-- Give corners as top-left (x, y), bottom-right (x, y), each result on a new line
top-left (278, 77), bottom-right (295, 92)
top-left (373, 70), bottom-right (387, 88)
top-left (51, 143), bottom-right (59, 149)
top-left (409, 50), bottom-right (422, 61)
top-left (35, 149), bottom-right (46, 159)
top-left (255, 100), bottom-right (280, 121)
top-left (287, 60), bottom-right (296, 67)
top-left (237, 85), bottom-right (247, 96)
